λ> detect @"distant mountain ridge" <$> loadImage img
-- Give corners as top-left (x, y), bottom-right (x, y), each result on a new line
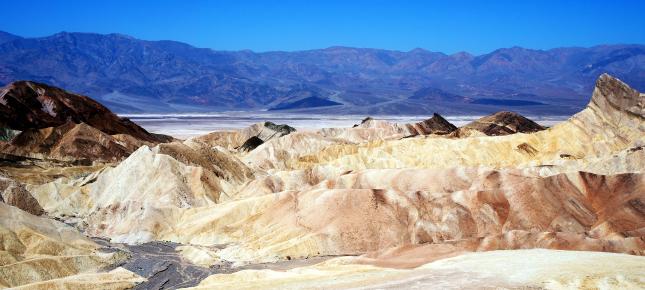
top-left (0, 31), bottom-right (643, 115)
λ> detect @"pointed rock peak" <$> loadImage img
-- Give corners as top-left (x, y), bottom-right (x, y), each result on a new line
top-left (430, 112), bottom-right (450, 122)
top-left (353, 116), bottom-right (377, 128)
top-left (361, 116), bottom-right (374, 124)
top-left (406, 113), bottom-right (457, 135)
top-left (451, 111), bottom-right (545, 137)
top-left (591, 74), bottom-right (643, 118)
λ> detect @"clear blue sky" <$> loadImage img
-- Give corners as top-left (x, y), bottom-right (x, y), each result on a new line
top-left (2, 0), bottom-right (644, 54)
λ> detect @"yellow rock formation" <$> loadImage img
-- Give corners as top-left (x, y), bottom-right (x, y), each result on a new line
top-left (182, 249), bottom-right (645, 289)
top-left (0, 203), bottom-right (141, 289)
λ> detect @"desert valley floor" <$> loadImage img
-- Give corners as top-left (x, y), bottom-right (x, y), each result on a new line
top-left (0, 73), bottom-right (643, 289)
top-left (126, 113), bottom-right (569, 140)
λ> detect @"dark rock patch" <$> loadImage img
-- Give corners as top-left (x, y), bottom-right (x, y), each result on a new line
top-left (263, 122), bottom-right (296, 136)
top-left (0, 173), bottom-right (44, 215)
top-left (239, 136), bottom-right (265, 152)
top-left (93, 238), bottom-right (222, 290)
top-left (406, 113), bottom-right (458, 135)
top-left (269, 96), bottom-right (342, 111)
top-left (452, 111), bottom-right (545, 137)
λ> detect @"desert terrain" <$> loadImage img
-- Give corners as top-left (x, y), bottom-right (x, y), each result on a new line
top-left (0, 73), bottom-right (643, 289)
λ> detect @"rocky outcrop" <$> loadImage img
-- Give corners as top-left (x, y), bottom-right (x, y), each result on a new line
top-left (356, 113), bottom-right (458, 136)
top-left (192, 121), bottom-right (295, 152)
top-left (0, 81), bottom-right (169, 142)
top-left (316, 114), bottom-right (457, 148)
top-left (451, 111), bottom-right (545, 137)
top-left (237, 122), bottom-right (296, 152)
top-left (0, 173), bottom-right (44, 215)
top-left (27, 141), bottom-right (254, 244)
top-left (238, 136), bottom-right (265, 152)
top-left (157, 141), bottom-right (254, 184)
top-left (592, 73), bottom-right (644, 118)
top-left (287, 75), bottom-right (644, 171)
top-left (405, 113), bottom-right (458, 135)
top-left (0, 128), bottom-right (19, 142)
top-left (0, 81), bottom-right (173, 162)
top-left (0, 121), bottom-right (147, 162)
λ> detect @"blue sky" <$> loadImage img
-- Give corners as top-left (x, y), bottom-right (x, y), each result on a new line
top-left (2, 0), bottom-right (644, 54)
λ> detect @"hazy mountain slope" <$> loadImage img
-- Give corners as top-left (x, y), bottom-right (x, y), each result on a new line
top-left (0, 31), bottom-right (643, 114)
top-left (0, 31), bottom-right (21, 44)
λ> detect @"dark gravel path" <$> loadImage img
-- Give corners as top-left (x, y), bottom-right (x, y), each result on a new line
top-left (93, 238), bottom-right (225, 289)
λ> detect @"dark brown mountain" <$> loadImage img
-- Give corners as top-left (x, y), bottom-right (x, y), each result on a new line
top-left (0, 121), bottom-right (147, 162)
top-left (0, 81), bottom-right (170, 143)
top-left (451, 111), bottom-right (546, 137)
top-left (406, 113), bottom-right (458, 135)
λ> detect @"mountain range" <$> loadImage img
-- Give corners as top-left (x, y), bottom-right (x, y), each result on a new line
top-left (0, 30), bottom-right (643, 115)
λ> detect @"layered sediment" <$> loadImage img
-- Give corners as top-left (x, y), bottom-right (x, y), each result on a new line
top-left (0, 81), bottom-right (171, 162)
top-left (1, 74), bottom-right (643, 289)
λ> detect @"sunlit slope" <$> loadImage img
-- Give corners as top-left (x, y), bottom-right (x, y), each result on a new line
top-left (243, 74), bottom-right (643, 171)
top-left (0, 203), bottom-right (142, 289)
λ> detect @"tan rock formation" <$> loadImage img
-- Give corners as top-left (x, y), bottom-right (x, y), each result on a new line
top-left (0, 203), bottom-right (141, 289)
top-left (82, 145), bottom-right (226, 243)
top-left (183, 249), bottom-right (645, 289)
top-left (285, 74), bottom-right (643, 171)
top-left (23, 139), bottom-right (256, 243)
top-left (191, 121), bottom-right (295, 151)
top-left (153, 169), bottom-right (644, 264)
top-left (320, 113), bottom-right (457, 143)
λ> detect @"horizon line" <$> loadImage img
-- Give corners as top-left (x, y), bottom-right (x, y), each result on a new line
top-left (2, 30), bottom-right (643, 57)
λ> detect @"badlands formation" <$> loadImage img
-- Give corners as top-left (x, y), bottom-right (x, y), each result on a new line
top-left (0, 73), bottom-right (643, 289)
